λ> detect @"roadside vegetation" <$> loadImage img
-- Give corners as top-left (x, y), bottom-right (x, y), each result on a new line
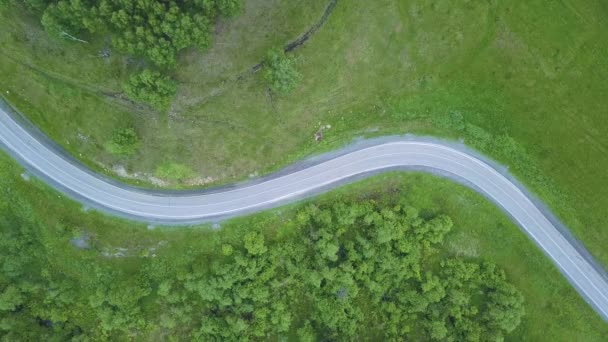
top-left (0, 152), bottom-right (606, 340)
top-left (155, 162), bottom-right (195, 182)
top-left (104, 127), bottom-right (139, 156)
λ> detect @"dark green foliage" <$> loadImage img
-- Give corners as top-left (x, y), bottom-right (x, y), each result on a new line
top-left (0, 174), bottom-right (525, 341)
top-left (289, 202), bottom-right (524, 340)
top-left (216, 0), bottom-right (243, 17)
top-left (264, 48), bottom-right (302, 95)
top-left (29, 0), bottom-right (243, 67)
top-left (102, 1), bottom-right (211, 67)
top-left (18, 0), bottom-right (49, 11)
top-left (40, 0), bottom-right (101, 38)
top-left (104, 127), bottom-right (139, 156)
top-left (123, 69), bottom-right (176, 110)
top-left (424, 260), bottom-right (525, 341)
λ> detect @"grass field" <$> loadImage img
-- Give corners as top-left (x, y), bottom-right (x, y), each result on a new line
top-left (1, 150), bottom-right (606, 339)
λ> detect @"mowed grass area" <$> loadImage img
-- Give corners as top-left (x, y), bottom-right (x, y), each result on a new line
top-left (1, 0), bottom-right (608, 275)
top-left (1, 150), bottom-right (606, 340)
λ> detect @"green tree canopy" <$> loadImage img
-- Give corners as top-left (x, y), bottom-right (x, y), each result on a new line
top-left (28, 0), bottom-right (243, 67)
top-left (264, 47), bottom-right (302, 95)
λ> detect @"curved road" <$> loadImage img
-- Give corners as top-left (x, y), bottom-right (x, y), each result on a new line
top-left (1, 104), bottom-right (607, 321)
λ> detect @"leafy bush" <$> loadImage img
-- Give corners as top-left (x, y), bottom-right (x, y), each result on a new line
top-left (123, 70), bottom-right (176, 110)
top-left (0, 161), bottom-right (528, 342)
top-left (155, 162), bottom-right (194, 181)
top-left (104, 127), bottom-right (139, 156)
top-left (264, 48), bottom-right (302, 94)
top-left (216, 0), bottom-right (243, 16)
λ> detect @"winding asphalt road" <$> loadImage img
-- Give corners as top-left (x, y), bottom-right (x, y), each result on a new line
top-left (0, 103), bottom-right (607, 321)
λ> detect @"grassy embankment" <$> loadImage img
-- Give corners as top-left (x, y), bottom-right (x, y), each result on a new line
top-left (0, 151), bottom-right (606, 339)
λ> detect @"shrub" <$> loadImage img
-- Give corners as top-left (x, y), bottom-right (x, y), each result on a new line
top-left (33, 0), bottom-right (244, 67)
top-left (123, 70), bottom-right (177, 111)
top-left (104, 128), bottom-right (139, 156)
top-left (264, 48), bottom-right (302, 95)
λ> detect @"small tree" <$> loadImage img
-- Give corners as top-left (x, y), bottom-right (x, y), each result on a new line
top-left (243, 232), bottom-right (267, 256)
top-left (264, 48), bottom-right (301, 95)
top-left (123, 69), bottom-right (177, 111)
top-left (104, 127), bottom-right (139, 156)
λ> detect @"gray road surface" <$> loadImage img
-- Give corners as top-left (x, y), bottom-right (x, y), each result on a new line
top-left (0, 103), bottom-right (607, 322)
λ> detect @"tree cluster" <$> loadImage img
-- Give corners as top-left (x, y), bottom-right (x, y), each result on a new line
top-left (26, 0), bottom-right (242, 67)
top-left (0, 170), bottom-right (524, 340)
top-left (12, 0), bottom-right (241, 109)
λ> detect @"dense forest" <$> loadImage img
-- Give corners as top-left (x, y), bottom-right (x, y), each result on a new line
top-left (0, 164), bottom-right (524, 340)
